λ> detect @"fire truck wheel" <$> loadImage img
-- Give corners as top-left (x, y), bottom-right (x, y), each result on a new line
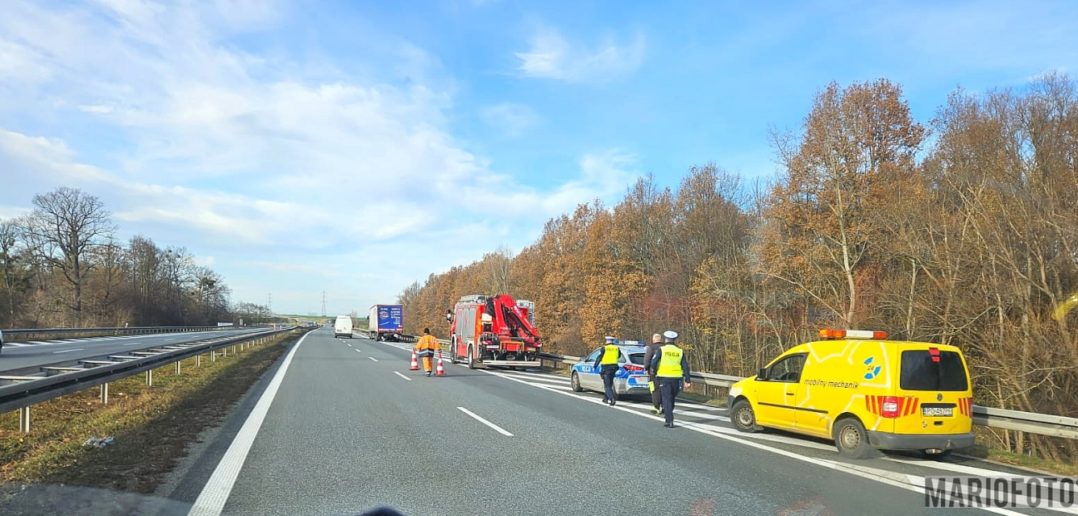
top-left (467, 345), bottom-right (476, 369)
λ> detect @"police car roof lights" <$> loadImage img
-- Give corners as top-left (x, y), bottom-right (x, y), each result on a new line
top-left (818, 328), bottom-right (888, 340)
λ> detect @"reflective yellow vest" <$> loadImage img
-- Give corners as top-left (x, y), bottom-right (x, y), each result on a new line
top-left (600, 344), bottom-right (620, 365)
top-left (656, 344), bottom-right (684, 378)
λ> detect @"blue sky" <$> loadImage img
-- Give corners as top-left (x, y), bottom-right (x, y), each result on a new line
top-left (2, 0), bottom-right (1076, 316)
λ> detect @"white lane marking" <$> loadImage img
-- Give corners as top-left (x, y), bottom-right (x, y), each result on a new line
top-left (368, 357), bottom-right (378, 362)
top-left (479, 368), bottom-right (1023, 516)
top-left (52, 348), bottom-right (85, 354)
top-left (5, 342), bottom-right (31, 347)
top-left (393, 371), bottom-right (412, 382)
top-left (188, 330), bottom-right (310, 516)
top-left (884, 456), bottom-right (1038, 481)
top-left (670, 409), bottom-right (728, 421)
top-left (354, 349), bottom-right (361, 353)
top-left (496, 374), bottom-right (567, 386)
top-left (457, 407), bottom-right (513, 437)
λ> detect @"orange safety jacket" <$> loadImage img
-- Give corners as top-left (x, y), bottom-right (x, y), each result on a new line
top-left (416, 334), bottom-right (440, 352)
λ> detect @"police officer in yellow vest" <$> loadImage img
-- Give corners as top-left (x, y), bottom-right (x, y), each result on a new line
top-left (592, 336), bottom-right (621, 406)
top-left (649, 330), bottom-right (691, 427)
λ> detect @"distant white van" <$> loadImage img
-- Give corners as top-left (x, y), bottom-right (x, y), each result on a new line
top-left (334, 315), bottom-right (353, 339)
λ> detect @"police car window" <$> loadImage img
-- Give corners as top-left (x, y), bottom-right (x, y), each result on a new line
top-left (768, 354), bottom-right (806, 382)
top-left (900, 350), bottom-right (968, 391)
top-left (585, 348), bottom-right (602, 361)
top-left (628, 353), bottom-right (645, 365)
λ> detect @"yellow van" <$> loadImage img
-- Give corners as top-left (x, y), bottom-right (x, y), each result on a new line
top-left (727, 329), bottom-right (975, 458)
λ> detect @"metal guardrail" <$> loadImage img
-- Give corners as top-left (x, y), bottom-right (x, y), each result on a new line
top-left (2, 325), bottom-right (233, 343)
top-left (0, 327), bottom-right (301, 432)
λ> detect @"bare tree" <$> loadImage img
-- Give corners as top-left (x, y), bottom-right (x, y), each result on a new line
top-left (26, 187), bottom-right (115, 326)
top-left (0, 218), bottom-right (24, 326)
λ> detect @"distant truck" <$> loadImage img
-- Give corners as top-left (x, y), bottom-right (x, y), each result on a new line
top-left (334, 315), bottom-right (353, 339)
top-left (369, 304), bottom-right (404, 341)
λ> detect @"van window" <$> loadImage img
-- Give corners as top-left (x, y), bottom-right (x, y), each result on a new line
top-left (766, 354), bottom-right (806, 382)
top-left (900, 350), bottom-right (968, 391)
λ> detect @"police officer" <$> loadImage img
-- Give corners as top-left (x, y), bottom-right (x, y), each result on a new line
top-left (593, 336), bottom-right (621, 406)
top-left (415, 328), bottom-right (440, 377)
top-left (650, 330), bottom-right (691, 427)
top-left (644, 333), bottom-right (663, 415)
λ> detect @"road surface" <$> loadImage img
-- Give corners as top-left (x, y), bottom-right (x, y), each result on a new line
top-left (166, 328), bottom-right (1063, 516)
top-left (0, 328), bottom-right (267, 374)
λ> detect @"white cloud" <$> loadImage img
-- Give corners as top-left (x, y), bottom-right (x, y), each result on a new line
top-left (515, 26), bottom-right (646, 83)
top-left (480, 102), bottom-right (539, 136)
top-left (0, 2), bottom-right (641, 312)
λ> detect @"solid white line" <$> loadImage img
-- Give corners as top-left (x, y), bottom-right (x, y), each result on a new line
top-left (5, 342), bottom-right (31, 347)
top-left (368, 356), bottom-right (378, 362)
top-left (188, 330), bottom-right (309, 516)
top-left (478, 369), bottom-right (1023, 516)
top-left (457, 407), bottom-right (513, 437)
top-left (52, 348), bottom-right (85, 354)
top-left (393, 371), bottom-right (412, 382)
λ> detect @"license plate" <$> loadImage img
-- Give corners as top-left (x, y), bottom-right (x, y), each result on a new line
top-left (922, 407), bottom-right (953, 417)
top-left (630, 376), bottom-right (646, 385)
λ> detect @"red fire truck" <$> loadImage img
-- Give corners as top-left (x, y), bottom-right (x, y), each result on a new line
top-left (448, 293), bottom-right (542, 368)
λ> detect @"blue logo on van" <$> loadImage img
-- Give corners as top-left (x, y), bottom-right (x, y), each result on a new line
top-left (863, 356), bottom-right (882, 380)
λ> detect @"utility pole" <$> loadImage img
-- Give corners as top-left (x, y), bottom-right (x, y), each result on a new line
top-left (321, 291), bottom-right (327, 317)
top-left (267, 293), bottom-right (272, 315)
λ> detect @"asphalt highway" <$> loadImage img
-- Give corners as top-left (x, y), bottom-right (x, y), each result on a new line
top-left (0, 328), bottom-right (268, 373)
top-left (170, 327), bottom-right (1065, 516)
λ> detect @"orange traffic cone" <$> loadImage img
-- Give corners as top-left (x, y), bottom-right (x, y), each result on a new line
top-left (435, 351), bottom-right (445, 376)
top-left (409, 350), bottom-right (419, 371)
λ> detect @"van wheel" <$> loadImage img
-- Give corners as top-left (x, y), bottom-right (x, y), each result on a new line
top-left (731, 399), bottom-right (760, 433)
top-left (833, 418), bottom-right (873, 459)
top-left (467, 345), bottom-right (476, 369)
top-left (571, 372), bottom-right (583, 392)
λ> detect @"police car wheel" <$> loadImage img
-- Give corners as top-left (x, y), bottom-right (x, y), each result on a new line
top-left (570, 372), bottom-right (583, 392)
top-left (834, 418), bottom-right (873, 459)
top-left (731, 399), bottom-right (759, 433)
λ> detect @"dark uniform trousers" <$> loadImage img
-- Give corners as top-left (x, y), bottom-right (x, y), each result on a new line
top-left (600, 364), bottom-right (619, 402)
top-left (658, 378), bottom-right (682, 425)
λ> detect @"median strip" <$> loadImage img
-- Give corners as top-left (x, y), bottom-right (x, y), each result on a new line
top-left (0, 331), bottom-right (297, 505)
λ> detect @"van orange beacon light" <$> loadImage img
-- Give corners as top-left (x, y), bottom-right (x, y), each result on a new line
top-left (818, 328), bottom-right (846, 339)
top-left (818, 329), bottom-right (888, 340)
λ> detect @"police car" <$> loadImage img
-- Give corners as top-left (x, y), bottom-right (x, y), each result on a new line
top-left (569, 342), bottom-right (652, 397)
top-left (728, 329), bottom-right (975, 459)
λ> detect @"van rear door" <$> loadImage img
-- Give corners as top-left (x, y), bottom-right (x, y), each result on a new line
top-left (893, 347), bottom-right (973, 436)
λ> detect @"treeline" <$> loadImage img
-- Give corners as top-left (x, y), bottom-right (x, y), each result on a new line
top-left (401, 75), bottom-right (1078, 461)
top-left (0, 187), bottom-right (240, 328)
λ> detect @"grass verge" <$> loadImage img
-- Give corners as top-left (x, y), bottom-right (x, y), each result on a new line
top-left (0, 332), bottom-right (295, 497)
